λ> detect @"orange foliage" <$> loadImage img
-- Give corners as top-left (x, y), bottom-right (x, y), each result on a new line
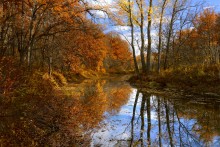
top-left (0, 57), bottom-right (23, 95)
top-left (62, 22), bottom-right (108, 73)
top-left (0, 0), bottom-right (132, 76)
top-left (106, 32), bottom-right (131, 60)
top-left (172, 9), bottom-right (220, 66)
top-left (105, 32), bottom-right (133, 72)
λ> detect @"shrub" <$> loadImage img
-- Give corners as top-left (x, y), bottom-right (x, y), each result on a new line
top-left (52, 71), bottom-right (67, 86)
top-left (157, 64), bottom-right (220, 87)
top-left (11, 71), bottom-right (55, 100)
top-left (42, 73), bottom-right (59, 88)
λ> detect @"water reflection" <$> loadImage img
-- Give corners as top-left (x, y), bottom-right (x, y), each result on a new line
top-left (92, 89), bottom-right (220, 147)
top-left (1, 79), bottom-right (220, 146)
top-left (0, 80), bottom-right (132, 146)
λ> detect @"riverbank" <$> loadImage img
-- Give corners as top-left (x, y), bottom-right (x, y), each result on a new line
top-left (0, 69), bottom-right (134, 146)
top-left (0, 70), bottom-right (95, 146)
top-left (1, 68), bottom-right (220, 146)
top-left (128, 65), bottom-right (220, 98)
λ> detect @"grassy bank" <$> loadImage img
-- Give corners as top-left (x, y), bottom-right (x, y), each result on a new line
top-left (129, 64), bottom-right (220, 96)
top-left (0, 69), bottom-right (94, 146)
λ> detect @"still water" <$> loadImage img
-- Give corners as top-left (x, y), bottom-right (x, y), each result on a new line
top-left (0, 79), bottom-right (220, 146)
top-left (89, 80), bottom-right (220, 147)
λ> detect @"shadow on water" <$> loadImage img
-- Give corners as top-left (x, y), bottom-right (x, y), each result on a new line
top-left (1, 79), bottom-right (220, 146)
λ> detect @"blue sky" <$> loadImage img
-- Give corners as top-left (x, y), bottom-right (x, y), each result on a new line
top-left (205, 0), bottom-right (219, 6)
top-left (88, 0), bottom-right (220, 54)
top-left (198, 0), bottom-right (220, 11)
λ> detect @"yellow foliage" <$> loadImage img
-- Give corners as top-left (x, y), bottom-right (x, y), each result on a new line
top-left (42, 73), bottom-right (59, 88)
top-left (80, 70), bottom-right (99, 79)
top-left (52, 72), bottom-right (67, 86)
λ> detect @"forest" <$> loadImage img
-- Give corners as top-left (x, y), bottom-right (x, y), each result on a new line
top-left (0, 0), bottom-right (220, 146)
top-left (1, 0), bottom-right (220, 95)
top-left (0, 0), bottom-right (134, 94)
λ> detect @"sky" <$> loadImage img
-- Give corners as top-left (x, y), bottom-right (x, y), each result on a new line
top-left (88, 0), bottom-right (220, 54)
top-left (93, 0), bottom-right (220, 11)
top-left (200, 0), bottom-right (220, 11)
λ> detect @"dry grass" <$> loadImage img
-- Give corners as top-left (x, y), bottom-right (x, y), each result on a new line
top-left (129, 64), bottom-right (220, 94)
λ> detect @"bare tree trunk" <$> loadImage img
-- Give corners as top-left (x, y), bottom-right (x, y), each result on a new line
top-left (49, 57), bottom-right (52, 77)
top-left (27, 2), bottom-right (36, 69)
top-left (164, 0), bottom-right (178, 70)
top-left (128, 0), bottom-right (139, 75)
top-left (216, 46), bottom-right (219, 64)
top-left (137, 0), bottom-right (146, 73)
top-left (146, 0), bottom-right (153, 73)
top-left (158, 0), bottom-right (167, 73)
top-left (19, 0), bottom-right (25, 65)
top-left (0, 2), bottom-right (3, 18)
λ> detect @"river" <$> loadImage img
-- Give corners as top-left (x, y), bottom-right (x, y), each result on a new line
top-left (0, 78), bottom-right (220, 146)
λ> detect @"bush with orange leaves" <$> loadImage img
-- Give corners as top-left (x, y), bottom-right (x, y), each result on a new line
top-left (0, 57), bottom-right (24, 96)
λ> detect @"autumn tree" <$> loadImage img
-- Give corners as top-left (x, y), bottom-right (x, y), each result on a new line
top-left (111, 0), bottom-right (141, 74)
top-left (136, 0), bottom-right (147, 72)
top-left (157, 0), bottom-right (168, 73)
top-left (216, 14), bottom-right (220, 46)
top-left (163, 0), bottom-right (179, 69)
top-left (1, 0), bottom-right (125, 75)
top-left (146, 0), bottom-right (153, 73)
top-left (128, 0), bottom-right (140, 74)
top-left (61, 22), bottom-right (108, 73)
top-left (170, 9), bottom-right (219, 67)
top-left (195, 9), bottom-right (219, 64)
top-left (104, 32), bottom-right (133, 72)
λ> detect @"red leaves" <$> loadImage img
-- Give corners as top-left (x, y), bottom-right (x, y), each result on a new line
top-left (0, 57), bottom-right (23, 95)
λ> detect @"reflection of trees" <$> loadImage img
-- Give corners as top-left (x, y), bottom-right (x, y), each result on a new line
top-left (79, 80), bottom-right (132, 124)
top-left (165, 100), bottom-right (174, 147)
top-left (0, 94), bottom-right (93, 146)
top-left (173, 98), bottom-right (220, 145)
top-left (0, 80), bottom-right (132, 146)
top-left (157, 97), bottom-right (162, 147)
top-left (80, 80), bottom-right (108, 127)
top-left (146, 94), bottom-right (151, 147)
top-left (130, 92), bottom-right (152, 147)
top-left (130, 90), bottom-right (139, 147)
top-left (106, 83), bottom-right (132, 114)
top-left (129, 91), bottom-right (220, 146)
top-left (140, 94), bottom-right (146, 147)
top-left (70, 80), bottom-right (132, 130)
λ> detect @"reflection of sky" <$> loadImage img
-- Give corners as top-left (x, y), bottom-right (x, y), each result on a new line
top-left (90, 87), bottom-right (220, 147)
top-left (213, 137), bottom-right (220, 146)
top-left (91, 89), bottom-right (139, 147)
